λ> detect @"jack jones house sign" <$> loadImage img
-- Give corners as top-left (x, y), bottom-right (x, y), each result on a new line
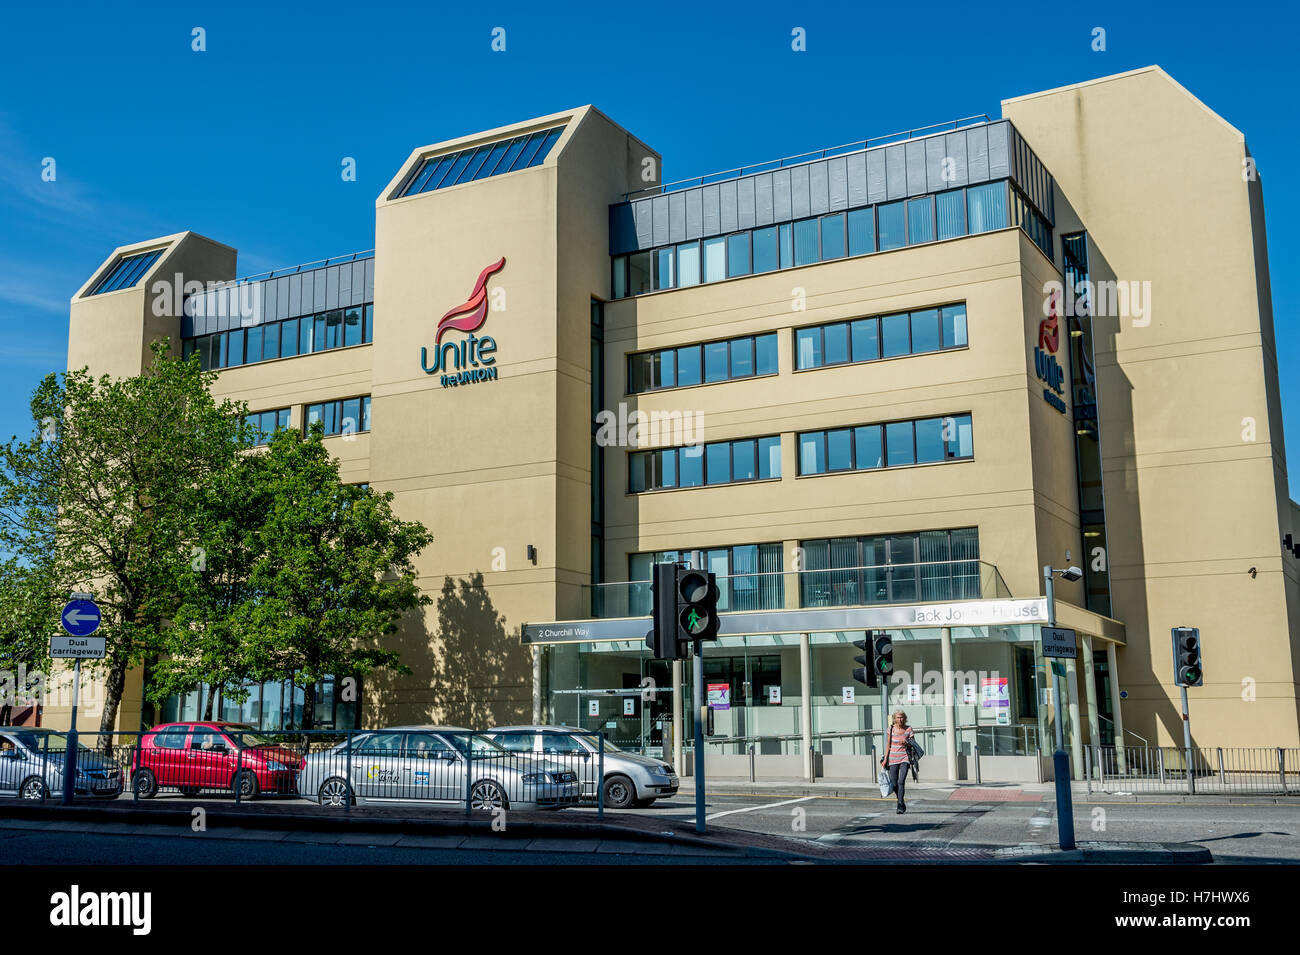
top-left (421, 257), bottom-right (505, 388)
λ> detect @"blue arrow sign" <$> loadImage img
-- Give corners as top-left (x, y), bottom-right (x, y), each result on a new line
top-left (61, 598), bottom-right (101, 637)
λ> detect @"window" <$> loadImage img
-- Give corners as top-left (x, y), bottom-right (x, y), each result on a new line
top-left (823, 323), bottom-right (849, 365)
top-left (906, 196), bottom-right (935, 245)
top-left (799, 528), bottom-right (980, 607)
top-left (847, 208), bottom-right (874, 255)
top-left (182, 303), bottom-right (375, 371)
top-left (627, 333), bottom-right (777, 394)
top-left (877, 201), bottom-right (906, 250)
top-left (87, 248), bottom-right (164, 295)
top-left (343, 308), bottom-right (363, 347)
top-left (967, 182), bottom-right (1008, 234)
top-left (936, 190), bottom-right (965, 240)
top-left (942, 304), bottom-right (968, 348)
top-left (629, 542), bottom-right (784, 614)
top-left (798, 414), bottom-right (972, 475)
top-left (851, 318), bottom-right (879, 361)
top-left (881, 312), bottom-right (910, 358)
top-left (703, 238), bottom-right (726, 283)
top-left (628, 252), bottom-right (651, 295)
top-left (820, 214), bottom-right (845, 260)
top-left (795, 327), bottom-right (821, 370)
top-left (305, 396), bottom-right (371, 437)
top-left (630, 436), bottom-right (781, 492)
top-left (752, 226), bottom-right (778, 273)
top-left (677, 242), bottom-right (700, 287)
top-left (910, 308), bottom-right (941, 354)
top-left (793, 218), bottom-right (818, 265)
top-left (150, 726), bottom-right (190, 750)
top-left (395, 127), bottom-right (563, 197)
top-left (245, 408), bottom-right (291, 447)
top-left (654, 247), bottom-right (674, 291)
top-left (726, 233), bottom-right (751, 277)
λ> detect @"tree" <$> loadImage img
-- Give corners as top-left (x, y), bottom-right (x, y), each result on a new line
top-left (0, 340), bottom-right (246, 744)
top-left (224, 425), bottom-right (432, 730)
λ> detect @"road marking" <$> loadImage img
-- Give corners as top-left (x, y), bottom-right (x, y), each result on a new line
top-left (705, 795), bottom-right (816, 821)
top-left (816, 811), bottom-right (882, 843)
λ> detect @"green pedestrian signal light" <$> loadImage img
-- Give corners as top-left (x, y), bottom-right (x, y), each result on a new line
top-left (676, 568), bottom-right (720, 642)
top-left (872, 632), bottom-right (894, 678)
top-left (1172, 627), bottom-right (1202, 687)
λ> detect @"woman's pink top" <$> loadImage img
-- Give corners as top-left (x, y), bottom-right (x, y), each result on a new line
top-left (886, 725), bottom-right (915, 766)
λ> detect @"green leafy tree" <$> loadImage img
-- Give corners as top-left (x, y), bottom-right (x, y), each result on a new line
top-left (225, 425), bottom-right (433, 729)
top-left (0, 341), bottom-right (246, 744)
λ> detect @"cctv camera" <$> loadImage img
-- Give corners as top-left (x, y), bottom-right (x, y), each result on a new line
top-left (1059, 566), bottom-right (1083, 582)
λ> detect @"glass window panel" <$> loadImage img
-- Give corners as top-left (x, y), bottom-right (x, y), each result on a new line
top-left (313, 315), bottom-right (327, 353)
top-left (793, 218), bottom-right (819, 266)
top-left (628, 353), bottom-right (653, 394)
top-left (280, 318), bottom-right (298, 357)
top-left (260, 411), bottom-right (277, 438)
top-left (679, 445), bottom-right (704, 487)
top-left (343, 308), bottom-right (363, 347)
top-left (660, 448), bottom-right (676, 488)
top-left (263, 323), bottom-right (280, 361)
top-left (847, 207), bottom-right (875, 255)
top-left (799, 432), bottom-right (825, 474)
top-left (877, 201), bottom-right (906, 250)
top-left (183, 338), bottom-right (194, 360)
top-left (820, 214), bottom-right (845, 260)
top-left (654, 248), bottom-right (674, 291)
top-left (732, 439), bottom-right (757, 481)
top-left (948, 414), bottom-right (974, 459)
top-left (245, 326), bottom-right (263, 364)
top-left (325, 310), bottom-right (343, 349)
top-left (677, 243), bottom-right (700, 287)
top-left (525, 128), bottom-right (563, 167)
top-left (472, 141), bottom-right (512, 180)
top-left (910, 308), bottom-right (941, 353)
top-left (942, 304), bottom-right (968, 348)
top-left (755, 333), bottom-right (778, 375)
top-left (299, 317), bottom-right (313, 354)
top-left (416, 155), bottom-right (456, 193)
top-left (827, 428), bottom-right (852, 471)
top-left (363, 304), bottom-right (374, 343)
top-left (850, 318), bottom-right (879, 362)
top-left (341, 398), bottom-right (362, 436)
top-left (758, 436), bottom-right (781, 478)
top-left (703, 237), bottom-right (726, 283)
top-left (730, 337), bottom-right (754, 378)
top-left (752, 226), bottom-right (778, 273)
top-left (452, 145), bottom-right (493, 184)
top-left (492, 137), bottom-right (529, 178)
top-left (217, 333), bottom-right (228, 368)
top-left (906, 196), bottom-right (935, 244)
top-left (936, 190), bottom-right (966, 240)
top-left (278, 408), bottom-right (291, 431)
top-left (888, 534), bottom-right (919, 602)
top-left (704, 341), bottom-right (729, 383)
top-left (628, 252), bottom-right (651, 295)
top-left (435, 150), bottom-right (476, 189)
top-left (505, 132), bottom-right (547, 172)
top-left (881, 313), bottom-right (910, 358)
top-left (705, 442), bottom-right (731, 485)
top-left (227, 329), bottom-right (245, 367)
top-left (854, 425), bottom-right (883, 469)
top-left (324, 401), bottom-right (339, 436)
top-left (885, 421), bottom-right (915, 466)
top-left (612, 257), bottom-right (627, 299)
top-left (915, 417), bottom-right (945, 463)
top-left (779, 223), bottom-right (793, 268)
top-left (629, 452), bottom-right (648, 493)
top-left (306, 403), bottom-right (324, 431)
top-left (823, 323), bottom-right (849, 365)
top-left (362, 396), bottom-right (371, 433)
top-left (796, 327), bottom-right (821, 370)
top-left (677, 345), bottom-right (702, 386)
top-left (657, 349), bottom-right (676, 388)
top-left (726, 233), bottom-right (750, 278)
top-left (967, 182), bottom-right (1008, 234)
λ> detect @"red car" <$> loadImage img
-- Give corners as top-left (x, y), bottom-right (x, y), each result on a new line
top-left (132, 722), bottom-right (302, 799)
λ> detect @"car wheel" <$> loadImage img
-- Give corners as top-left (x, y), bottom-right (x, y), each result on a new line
top-left (19, 776), bottom-right (47, 801)
top-left (179, 786), bottom-right (200, 797)
top-left (132, 769), bottom-right (158, 799)
top-left (470, 780), bottom-right (508, 811)
top-left (632, 798), bottom-right (657, 808)
top-left (233, 770), bottom-right (260, 800)
top-left (602, 774), bottom-right (636, 809)
top-left (318, 777), bottom-right (352, 808)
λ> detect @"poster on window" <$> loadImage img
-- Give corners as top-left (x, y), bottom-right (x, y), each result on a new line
top-left (906, 684), bottom-right (921, 703)
top-left (623, 697), bottom-right (635, 716)
top-left (981, 677), bottom-right (1010, 709)
top-left (768, 686), bottom-right (781, 705)
top-left (588, 700), bottom-right (600, 717)
top-left (963, 684), bottom-right (978, 704)
top-left (841, 686), bottom-right (855, 705)
top-left (707, 683), bottom-right (730, 710)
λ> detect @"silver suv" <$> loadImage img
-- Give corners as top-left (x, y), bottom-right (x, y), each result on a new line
top-left (484, 725), bottom-right (678, 809)
top-left (0, 727), bottom-right (123, 799)
top-left (298, 726), bottom-right (581, 810)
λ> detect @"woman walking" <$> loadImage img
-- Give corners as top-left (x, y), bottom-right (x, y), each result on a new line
top-left (881, 709), bottom-right (915, 814)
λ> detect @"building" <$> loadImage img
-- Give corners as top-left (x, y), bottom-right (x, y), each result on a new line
top-left (59, 66), bottom-right (1300, 781)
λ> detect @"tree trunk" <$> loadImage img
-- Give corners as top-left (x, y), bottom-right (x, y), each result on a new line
top-left (302, 682), bottom-right (315, 732)
top-left (97, 655), bottom-right (129, 754)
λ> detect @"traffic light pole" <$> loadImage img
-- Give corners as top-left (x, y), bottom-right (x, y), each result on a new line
top-left (1181, 685), bottom-right (1195, 795)
top-left (62, 657), bottom-right (82, 805)
top-left (1044, 566), bottom-right (1075, 851)
top-left (690, 551), bottom-right (706, 834)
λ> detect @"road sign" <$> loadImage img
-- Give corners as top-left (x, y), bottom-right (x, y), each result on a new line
top-left (61, 597), bottom-right (102, 637)
top-left (1040, 625), bottom-right (1078, 659)
top-left (50, 635), bottom-right (106, 659)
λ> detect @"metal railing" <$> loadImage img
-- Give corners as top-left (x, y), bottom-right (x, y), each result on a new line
top-left (586, 559), bottom-right (1010, 619)
top-left (1088, 745), bottom-right (1300, 795)
top-left (1, 728), bottom-right (606, 818)
top-left (622, 115), bottom-right (993, 200)
top-left (699, 722), bottom-right (1039, 761)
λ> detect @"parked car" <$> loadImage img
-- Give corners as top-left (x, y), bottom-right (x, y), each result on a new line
top-left (299, 726), bottom-right (581, 810)
top-left (131, 722), bottom-right (301, 799)
top-left (0, 727), bottom-right (123, 800)
top-left (483, 725), bottom-right (678, 809)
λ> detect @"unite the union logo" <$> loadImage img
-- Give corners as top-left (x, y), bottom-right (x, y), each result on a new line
top-left (421, 257), bottom-right (506, 386)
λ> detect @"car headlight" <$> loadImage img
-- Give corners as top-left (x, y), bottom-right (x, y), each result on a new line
top-left (521, 773), bottom-right (549, 784)
top-left (266, 760), bottom-right (287, 772)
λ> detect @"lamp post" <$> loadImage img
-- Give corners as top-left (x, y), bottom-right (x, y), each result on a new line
top-left (1044, 564), bottom-right (1082, 851)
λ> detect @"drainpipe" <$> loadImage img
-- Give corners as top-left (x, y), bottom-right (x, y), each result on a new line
top-left (1106, 642), bottom-right (1127, 773)
top-left (800, 633), bottom-right (813, 780)
top-left (1082, 635), bottom-right (1100, 779)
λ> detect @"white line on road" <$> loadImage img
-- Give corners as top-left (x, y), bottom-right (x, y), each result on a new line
top-left (705, 796), bottom-right (816, 821)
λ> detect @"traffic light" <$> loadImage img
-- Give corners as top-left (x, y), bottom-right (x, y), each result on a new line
top-left (852, 638), bottom-right (875, 688)
top-left (676, 567), bottom-right (720, 643)
top-left (870, 631), bottom-right (894, 683)
top-left (1172, 627), bottom-right (1202, 687)
top-left (647, 563), bottom-right (682, 660)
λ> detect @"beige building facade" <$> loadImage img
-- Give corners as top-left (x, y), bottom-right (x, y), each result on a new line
top-left (57, 67), bottom-right (1299, 781)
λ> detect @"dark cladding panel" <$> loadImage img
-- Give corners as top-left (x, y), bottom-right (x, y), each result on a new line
top-left (772, 168), bottom-right (792, 221)
top-left (905, 139), bottom-right (927, 196)
top-left (987, 121), bottom-right (1010, 179)
top-left (754, 173), bottom-right (774, 225)
top-left (966, 125), bottom-right (990, 182)
top-left (808, 160), bottom-right (830, 216)
top-left (633, 199), bottom-right (653, 249)
top-left (943, 132), bottom-right (969, 188)
top-left (651, 195), bottom-right (670, 246)
top-left (609, 203), bottom-right (637, 253)
top-left (737, 175), bottom-right (755, 230)
top-left (847, 151), bottom-right (868, 207)
top-left (866, 149), bottom-right (887, 203)
top-left (790, 163), bottom-right (811, 219)
top-left (685, 189), bottom-right (703, 239)
top-left (701, 184), bottom-right (721, 235)
top-left (669, 191), bottom-right (686, 244)
top-left (718, 179), bottom-right (738, 234)
top-left (827, 156), bottom-right (848, 211)
top-left (884, 144), bottom-right (907, 200)
top-left (363, 257), bottom-right (375, 302)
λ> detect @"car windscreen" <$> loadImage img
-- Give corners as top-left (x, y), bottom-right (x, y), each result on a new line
top-left (444, 733), bottom-right (508, 758)
top-left (12, 732), bottom-right (91, 754)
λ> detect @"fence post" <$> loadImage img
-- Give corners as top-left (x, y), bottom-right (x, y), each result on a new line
top-left (748, 744), bottom-right (755, 783)
top-left (1217, 748), bottom-right (1225, 789)
top-left (597, 734), bottom-right (605, 822)
top-left (974, 743), bottom-right (981, 785)
top-left (344, 732), bottom-right (352, 818)
top-left (1280, 748), bottom-right (1288, 795)
top-left (465, 735), bottom-right (473, 817)
top-left (1157, 748), bottom-right (1166, 786)
top-left (1085, 747), bottom-right (1092, 795)
top-left (234, 732), bottom-right (243, 805)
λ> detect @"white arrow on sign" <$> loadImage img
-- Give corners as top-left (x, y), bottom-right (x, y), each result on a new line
top-left (63, 607), bottom-right (99, 628)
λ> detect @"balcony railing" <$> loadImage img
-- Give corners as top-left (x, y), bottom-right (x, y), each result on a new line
top-left (585, 560), bottom-right (1010, 619)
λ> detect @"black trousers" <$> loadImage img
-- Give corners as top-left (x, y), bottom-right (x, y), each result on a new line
top-left (888, 761), bottom-right (909, 807)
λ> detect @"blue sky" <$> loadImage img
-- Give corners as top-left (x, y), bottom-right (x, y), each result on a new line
top-left (1, 1), bottom-right (1296, 473)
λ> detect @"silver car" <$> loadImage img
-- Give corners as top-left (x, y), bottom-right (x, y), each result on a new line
top-left (484, 725), bottom-right (679, 809)
top-left (298, 726), bottom-right (581, 811)
top-left (0, 727), bottom-right (124, 800)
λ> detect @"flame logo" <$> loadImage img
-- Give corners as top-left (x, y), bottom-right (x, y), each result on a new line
top-left (435, 257), bottom-right (505, 344)
top-left (1039, 289), bottom-right (1061, 354)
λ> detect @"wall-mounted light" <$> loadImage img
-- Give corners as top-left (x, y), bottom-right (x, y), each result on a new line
top-left (1248, 567), bottom-right (1257, 579)
top-left (527, 545), bottom-right (537, 565)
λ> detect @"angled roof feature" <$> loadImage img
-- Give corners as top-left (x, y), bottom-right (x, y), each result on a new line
top-left (85, 247), bottom-right (166, 295)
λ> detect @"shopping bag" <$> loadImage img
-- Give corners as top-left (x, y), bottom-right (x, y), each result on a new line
top-left (878, 769), bottom-right (894, 797)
